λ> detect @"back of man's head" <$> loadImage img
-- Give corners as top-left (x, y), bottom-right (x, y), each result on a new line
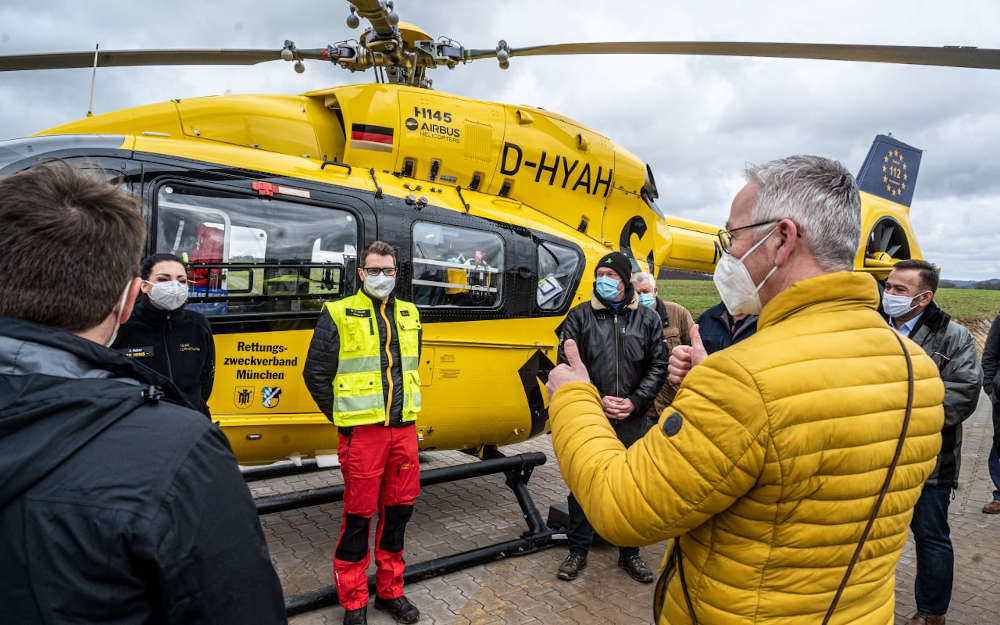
top-left (0, 161), bottom-right (145, 332)
top-left (745, 155), bottom-right (861, 272)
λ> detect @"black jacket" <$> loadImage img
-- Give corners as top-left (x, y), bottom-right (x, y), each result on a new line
top-left (983, 313), bottom-right (1000, 398)
top-left (303, 289), bottom-right (420, 427)
top-left (558, 293), bottom-right (668, 446)
top-left (112, 297), bottom-right (215, 417)
top-left (0, 317), bottom-right (285, 625)
top-left (696, 302), bottom-right (758, 355)
top-left (905, 301), bottom-right (983, 488)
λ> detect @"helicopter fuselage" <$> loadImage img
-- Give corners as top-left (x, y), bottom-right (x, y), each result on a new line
top-left (5, 83), bottom-right (919, 464)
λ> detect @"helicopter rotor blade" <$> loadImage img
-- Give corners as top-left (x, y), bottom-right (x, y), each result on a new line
top-left (465, 41), bottom-right (1000, 70)
top-left (347, 0), bottom-right (397, 39)
top-left (0, 48), bottom-right (330, 72)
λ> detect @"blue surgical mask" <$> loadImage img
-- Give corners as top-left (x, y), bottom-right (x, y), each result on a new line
top-left (595, 275), bottom-right (620, 300)
top-left (638, 293), bottom-right (656, 309)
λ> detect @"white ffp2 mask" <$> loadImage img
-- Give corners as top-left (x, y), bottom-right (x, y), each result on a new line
top-left (146, 280), bottom-right (188, 311)
top-left (713, 226), bottom-right (778, 316)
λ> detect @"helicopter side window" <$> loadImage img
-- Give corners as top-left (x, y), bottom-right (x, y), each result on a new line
top-left (154, 184), bottom-right (359, 315)
top-left (411, 221), bottom-right (503, 308)
top-left (536, 241), bottom-right (580, 311)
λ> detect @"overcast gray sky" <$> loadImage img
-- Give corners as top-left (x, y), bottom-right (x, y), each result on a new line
top-left (1, 1), bottom-right (997, 278)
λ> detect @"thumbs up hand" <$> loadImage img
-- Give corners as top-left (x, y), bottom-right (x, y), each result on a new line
top-left (546, 339), bottom-right (592, 398)
top-left (668, 324), bottom-right (708, 384)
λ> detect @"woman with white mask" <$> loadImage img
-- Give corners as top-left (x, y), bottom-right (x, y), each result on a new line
top-left (113, 253), bottom-right (216, 417)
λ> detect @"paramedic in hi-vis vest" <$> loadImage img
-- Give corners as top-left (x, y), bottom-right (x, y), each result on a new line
top-left (304, 240), bottom-right (422, 625)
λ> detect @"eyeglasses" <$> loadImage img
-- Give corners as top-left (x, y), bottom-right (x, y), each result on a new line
top-left (717, 219), bottom-right (801, 254)
top-left (362, 266), bottom-right (397, 277)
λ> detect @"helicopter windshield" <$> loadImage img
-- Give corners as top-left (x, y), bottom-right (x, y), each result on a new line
top-left (0, 135), bottom-right (126, 173)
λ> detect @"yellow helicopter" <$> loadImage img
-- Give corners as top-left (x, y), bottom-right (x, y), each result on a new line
top-left (2, 0), bottom-right (995, 465)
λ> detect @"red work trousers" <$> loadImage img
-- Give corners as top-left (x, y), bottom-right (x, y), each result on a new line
top-left (333, 423), bottom-right (420, 611)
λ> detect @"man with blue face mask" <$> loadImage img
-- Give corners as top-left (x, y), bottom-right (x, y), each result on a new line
top-left (630, 271), bottom-right (694, 418)
top-left (884, 259), bottom-right (982, 625)
top-left (554, 251), bottom-right (667, 584)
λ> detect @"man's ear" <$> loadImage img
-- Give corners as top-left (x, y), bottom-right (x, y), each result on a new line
top-left (919, 289), bottom-right (935, 307)
top-left (772, 218), bottom-right (800, 267)
top-left (118, 277), bottom-right (142, 324)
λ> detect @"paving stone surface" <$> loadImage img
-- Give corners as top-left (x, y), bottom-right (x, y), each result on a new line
top-left (254, 392), bottom-right (1000, 624)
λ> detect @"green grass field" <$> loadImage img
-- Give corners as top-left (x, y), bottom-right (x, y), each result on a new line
top-left (657, 279), bottom-right (1000, 321)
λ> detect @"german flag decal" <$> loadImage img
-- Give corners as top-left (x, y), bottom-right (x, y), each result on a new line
top-left (350, 123), bottom-right (394, 153)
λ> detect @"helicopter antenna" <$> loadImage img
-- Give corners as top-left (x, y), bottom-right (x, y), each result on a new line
top-left (86, 43), bottom-right (98, 117)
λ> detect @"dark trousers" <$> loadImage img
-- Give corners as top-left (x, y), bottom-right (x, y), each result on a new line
top-left (567, 493), bottom-right (638, 559)
top-left (991, 402), bottom-right (1000, 501)
top-left (910, 484), bottom-right (953, 615)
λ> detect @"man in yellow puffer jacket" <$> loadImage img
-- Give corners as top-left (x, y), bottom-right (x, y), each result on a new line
top-left (546, 155), bottom-right (944, 625)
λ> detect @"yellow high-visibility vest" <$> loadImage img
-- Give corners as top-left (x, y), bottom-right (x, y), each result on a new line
top-left (324, 291), bottom-right (421, 427)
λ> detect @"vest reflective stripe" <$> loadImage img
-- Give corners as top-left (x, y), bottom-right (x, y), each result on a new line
top-left (337, 355), bottom-right (382, 375)
top-left (326, 291), bottom-right (422, 427)
top-left (405, 391), bottom-right (422, 410)
top-left (334, 392), bottom-right (385, 414)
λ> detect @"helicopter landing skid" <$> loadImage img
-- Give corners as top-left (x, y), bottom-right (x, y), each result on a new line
top-left (255, 452), bottom-right (564, 617)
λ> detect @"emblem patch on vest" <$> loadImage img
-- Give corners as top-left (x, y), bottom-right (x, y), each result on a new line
top-left (662, 412), bottom-right (683, 437)
top-left (400, 310), bottom-right (411, 316)
top-left (346, 308), bottom-right (370, 317)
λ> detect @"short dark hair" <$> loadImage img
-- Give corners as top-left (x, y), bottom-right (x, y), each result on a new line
top-left (0, 161), bottom-right (146, 331)
top-left (141, 253), bottom-right (186, 280)
top-left (362, 240), bottom-right (397, 265)
top-left (893, 258), bottom-right (940, 293)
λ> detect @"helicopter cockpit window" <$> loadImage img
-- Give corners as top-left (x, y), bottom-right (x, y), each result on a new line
top-left (411, 221), bottom-right (503, 308)
top-left (536, 241), bottom-right (580, 311)
top-left (154, 184), bottom-right (358, 315)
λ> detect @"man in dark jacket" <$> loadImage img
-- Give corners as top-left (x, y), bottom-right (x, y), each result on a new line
top-left (554, 251), bottom-right (668, 584)
top-left (0, 162), bottom-right (285, 625)
top-left (885, 259), bottom-right (982, 625)
top-left (982, 313), bottom-right (1000, 514)
top-left (630, 271), bottom-right (694, 417)
top-left (696, 300), bottom-right (758, 354)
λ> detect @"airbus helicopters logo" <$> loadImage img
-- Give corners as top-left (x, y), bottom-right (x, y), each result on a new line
top-left (500, 142), bottom-right (613, 198)
top-left (404, 107), bottom-right (460, 143)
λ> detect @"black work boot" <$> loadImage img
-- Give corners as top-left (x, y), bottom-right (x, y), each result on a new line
top-left (342, 605), bottom-right (367, 625)
top-left (556, 552), bottom-right (587, 580)
top-left (374, 595), bottom-right (420, 624)
top-left (619, 554), bottom-right (654, 583)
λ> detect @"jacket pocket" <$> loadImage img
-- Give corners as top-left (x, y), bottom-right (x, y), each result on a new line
top-left (397, 314), bottom-right (421, 332)
top-left (340, 316), bottom-right (368, 352)
top-left (336, 372), bottom-right (378, 396)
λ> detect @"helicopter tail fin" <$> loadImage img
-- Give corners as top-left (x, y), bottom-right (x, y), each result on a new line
top-left (856, 134), bottom-right (922, 209)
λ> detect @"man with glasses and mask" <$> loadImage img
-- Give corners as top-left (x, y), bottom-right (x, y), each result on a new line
top-left (304, 240), bottom-right (423, 625)
top-left (883, 259), bottom-right (981, 625)
top-left (544, 155), bottom-right (945, 625)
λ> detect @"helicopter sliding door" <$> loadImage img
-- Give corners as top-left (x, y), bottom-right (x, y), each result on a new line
top-left (145, 168), bottom-right (375, 463)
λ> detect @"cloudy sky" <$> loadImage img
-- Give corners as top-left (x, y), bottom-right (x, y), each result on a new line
top-left (1, 1), bottom-right (998, 278)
